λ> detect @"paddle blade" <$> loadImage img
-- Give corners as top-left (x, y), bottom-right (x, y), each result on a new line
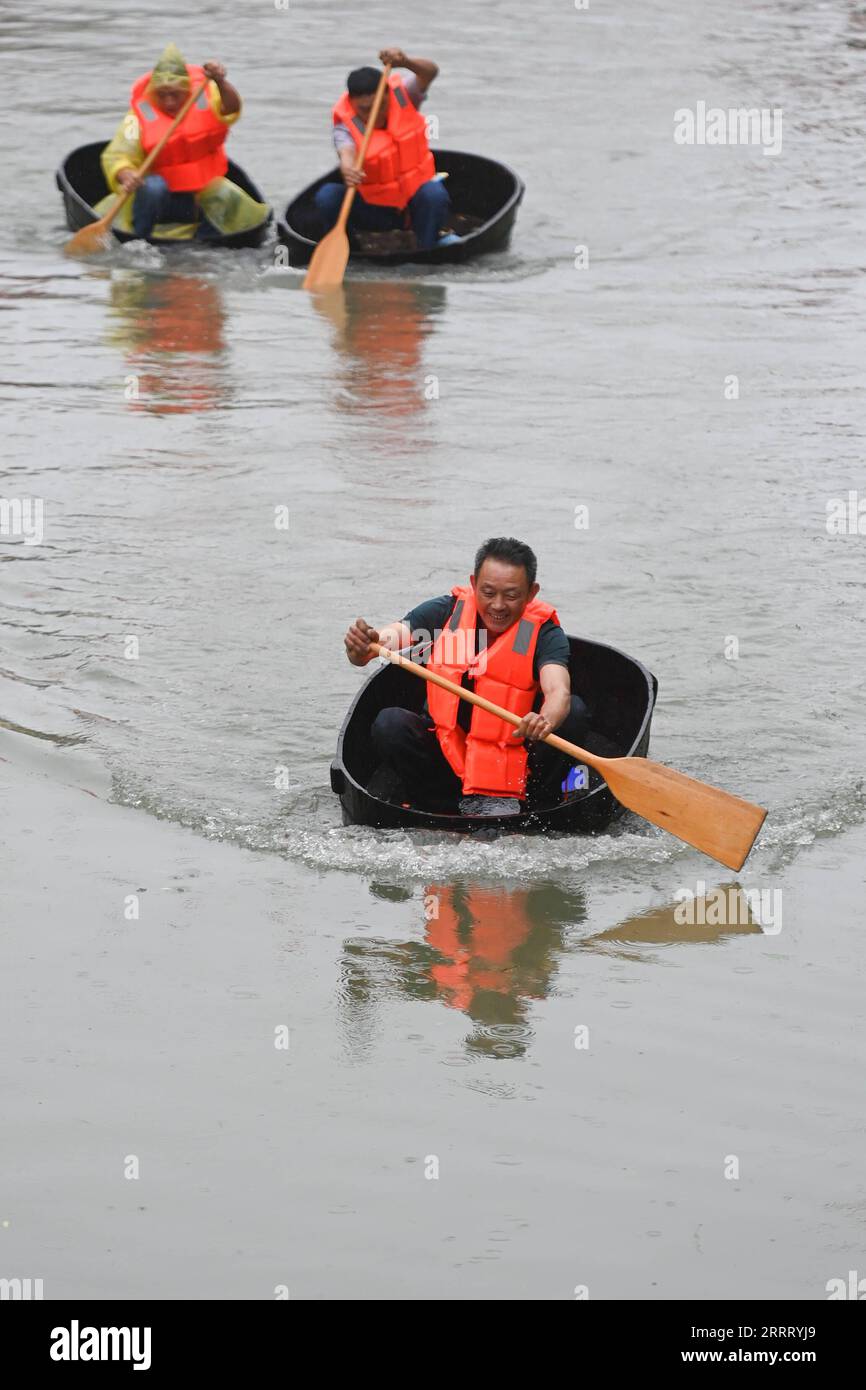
top-left (64, 218), bottom-right (114, 259)
top-left (598, 756), bottom-right (767, 871)
top-left (303, 226), bottom-right (350, 291)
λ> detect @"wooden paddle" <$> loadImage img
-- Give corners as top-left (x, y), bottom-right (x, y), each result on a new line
top-left (303, 64), bottom-right (392, 291)
top-left (369, 642), bottom-right (767, 871)
top-left (64, 81), bottom-right (208, 258)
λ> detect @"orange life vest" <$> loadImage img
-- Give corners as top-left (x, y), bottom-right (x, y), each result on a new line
top-left (332, 74), bottom-right (436, 208)
top-left (131, 65), bottom-right (228, 192)
top-left (426, 584), bottom-right (560, 798)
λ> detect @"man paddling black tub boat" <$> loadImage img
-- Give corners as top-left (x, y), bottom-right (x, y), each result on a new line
top-left (98, 43), bottom-right (269, 242)
top-left (343, 537), bottom-right (615, 817)
top-left (315, 46), bottom-right (458, 251)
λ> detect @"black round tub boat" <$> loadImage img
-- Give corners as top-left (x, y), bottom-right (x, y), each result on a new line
top-left (330, 635), bottom-right (658, 834)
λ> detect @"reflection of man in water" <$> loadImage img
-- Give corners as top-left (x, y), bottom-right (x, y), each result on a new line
top-left (339, 882), bottom-right (584, 1060)
top-left (320, 282), bottom-right (444, 421)
top-left (427, 885), bottom-right (540, 1017)
top-left (107, 274), bottom-right (227, 415)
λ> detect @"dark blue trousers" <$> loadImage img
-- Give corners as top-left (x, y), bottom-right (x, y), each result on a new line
top-left (132, 174), bottom-right (221, 240)
top-left (370, 696), bottom-right (592, 812)
top-left (313, 177), bottom-right (451, 251)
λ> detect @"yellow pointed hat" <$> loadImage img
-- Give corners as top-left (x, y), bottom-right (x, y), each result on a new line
top-left (149, 43), bottom-right (191, 90)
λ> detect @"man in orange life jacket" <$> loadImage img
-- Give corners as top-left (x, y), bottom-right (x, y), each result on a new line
top-left (344, 538), bottom-right (592, 817)
top-left (103, 44), bottom-right (244, 240)
top-left (314, 47), bottom-right (458, 252)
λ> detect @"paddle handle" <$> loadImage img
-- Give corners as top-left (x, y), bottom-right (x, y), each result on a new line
top-left (369, 641), bottom-right (608, 770)
top-left (335, 64), bottom-right (392, 233)
top-left (103, 81), bottom-right (208, 228)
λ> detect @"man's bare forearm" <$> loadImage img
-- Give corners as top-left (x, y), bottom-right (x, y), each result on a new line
top-left (403, 55), bottom-right (439, 90)
top-left (539, 689), bottom-right (572, 732)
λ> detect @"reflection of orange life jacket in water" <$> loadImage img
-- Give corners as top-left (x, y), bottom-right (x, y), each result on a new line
top-left (427, 885), bottom-right (535, 1012)
top-left (335, 283), bottom-right (430, 419)
top-left (426, 585), bottom-right (560, 798)
top-left (332, 74), bottom-right (436, 208)
top-left (118, 276), bottom-right (226, 415)
top-left (131, 65), bottom-right (228, 192)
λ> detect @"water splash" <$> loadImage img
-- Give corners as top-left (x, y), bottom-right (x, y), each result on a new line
top-left (108, 773), bottom-right (866, 883)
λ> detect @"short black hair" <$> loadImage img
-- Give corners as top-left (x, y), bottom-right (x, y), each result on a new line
top-left (347, 66), bottom-right (382, 97)
top-left (473, 537), bottom-right (538, 587)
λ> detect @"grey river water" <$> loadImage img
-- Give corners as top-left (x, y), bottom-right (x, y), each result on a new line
top-left (2, 0), bottom-right (866, 1299)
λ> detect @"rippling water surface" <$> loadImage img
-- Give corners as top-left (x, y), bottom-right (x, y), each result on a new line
top-left (2, 0), bottom-right (865, 1298)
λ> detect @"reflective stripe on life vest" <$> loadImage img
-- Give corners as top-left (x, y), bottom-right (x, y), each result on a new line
top-left (130, 64), bottom-right (229, 192)
top-left (426, 584), bottom-right (560, 798)
top-left (332, 73), bottom-right (436, 209)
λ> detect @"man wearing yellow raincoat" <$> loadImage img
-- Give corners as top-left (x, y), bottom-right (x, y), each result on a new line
top-left (99, 44), bottom-right (269, 241)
